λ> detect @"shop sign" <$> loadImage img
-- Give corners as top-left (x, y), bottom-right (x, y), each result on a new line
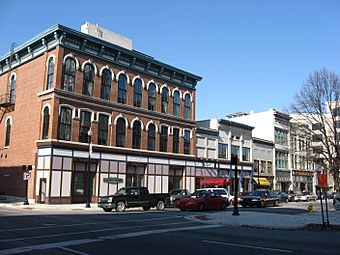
top-left (103, 177), bottom-right (124, 184)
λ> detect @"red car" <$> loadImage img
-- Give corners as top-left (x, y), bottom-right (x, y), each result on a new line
top-left (175, 190), bottom-right (230, 211)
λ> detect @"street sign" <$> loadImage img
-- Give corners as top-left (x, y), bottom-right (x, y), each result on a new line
top-left (103, 177), bottom-right (124, 184)
top-left (23, 172), bottom-right (31, 181)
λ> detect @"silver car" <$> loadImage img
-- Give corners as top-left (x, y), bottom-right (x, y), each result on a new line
top-left (333, 193), bottom-right (340, 211)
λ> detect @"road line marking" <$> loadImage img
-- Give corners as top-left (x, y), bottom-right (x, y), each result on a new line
top-left (100, 225), bottom-right (222, 240)
top-left (202, 240), bottom-right (293, 253)
top-left (58, 247), bottom-right (91, 255)
top-left (0, 239), bottom-right (98, 255)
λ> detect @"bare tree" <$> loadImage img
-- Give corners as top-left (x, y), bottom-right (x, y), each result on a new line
top-left (290, 68), bottom-right (340, 191)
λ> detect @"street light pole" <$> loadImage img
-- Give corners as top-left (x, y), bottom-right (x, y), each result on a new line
top-left (86, 127), bottom-right (93, 208)
top-left (231, 155), bottom-right (240, 216)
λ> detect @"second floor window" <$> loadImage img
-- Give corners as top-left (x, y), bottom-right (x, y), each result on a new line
top-left (42, 107), bottom-right (50, 139)
top-left (46, 57), bottom-right (54, 90)
top-left (79, 111), bottom-right (91, 143)
top-left (98, 114), bottom-right (109, 145)
top-left (132, 121), bottom-right (142, 149)
top-left (58, 107), bottom-right (72, 141)
top-left (116, 118), bottom-right (126, 147)
top-left (63, 58), bottom-right (76, 92)
top-left (118, 74), bottom-right (127, 104)
top-left (82, 64), bottom-right (94, 96)
top-left (133, 79), bottom-right (143, 107)
top-left (218, 143), bottom-right (227, 158)
top-left (231, 145), bottom-right (240, 159)
top-left (173, 128), bottom-right (180, 153)
top-left (184, 130), bottom-right (190, 154)
top-left (184, 94), bottom-right (191, 119)
top-left (100, 69), bottom-right (112, 100)
top-left (9, 75), bottom-right (16, 104)
top-left (242, 147), bottom-right (250, 161)
top-left (148, 124), bottom-right (156, 151)
top-left (173, 91), bottom-right (180, 117)
top-left (5, 119), bottom-right (11, 147)
top-left (160, 126), bottom-right (168, 152)
top-left (161, 87), bottom-right (169, 114)
top-left (148, 83), bottom-right (156, 111)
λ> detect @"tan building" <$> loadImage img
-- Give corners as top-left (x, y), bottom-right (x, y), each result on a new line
top-left (0, 23), bottom-right (202, 204)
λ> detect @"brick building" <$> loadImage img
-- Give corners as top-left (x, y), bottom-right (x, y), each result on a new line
top-left (0, 23), bottom-right (202, 204)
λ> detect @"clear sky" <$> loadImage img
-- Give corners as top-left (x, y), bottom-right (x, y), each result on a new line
top-left (1, 0), bottom-right (339, 120)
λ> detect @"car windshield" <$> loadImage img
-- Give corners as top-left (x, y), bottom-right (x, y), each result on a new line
top-left (240, 192), bottom-right (250, 196)
top-left (303, 192), bottom-right (311, 195)
top-left (170, 190), bottom-right (183, 195)
top-left (249, 191), bottom-right (264, 196)
top-left (191, 191), bottom-right (208, 198)
top-left (116, 188), bottom-right (128, 195)
top-left (214, 190), bottom-right (227, 195)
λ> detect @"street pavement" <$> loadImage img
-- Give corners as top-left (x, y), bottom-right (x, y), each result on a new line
top-left (1, 196), bottom-right (339, 229)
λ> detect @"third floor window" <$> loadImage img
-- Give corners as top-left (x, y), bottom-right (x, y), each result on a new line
top-left (82, 64), bottom-right (94, 96)
top-left (148, 83), bottom-right (156, 111)
top-left (100, 69), bottom-right (112, 100)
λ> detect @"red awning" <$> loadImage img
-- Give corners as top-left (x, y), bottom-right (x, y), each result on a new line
top-left (200, 177), bottom-right (231, 187)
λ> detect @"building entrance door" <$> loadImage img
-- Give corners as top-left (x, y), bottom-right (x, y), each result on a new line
top-left (72, 162), bottom-right (96, 203)
top-left (39, 178), bottom-right (46, 204)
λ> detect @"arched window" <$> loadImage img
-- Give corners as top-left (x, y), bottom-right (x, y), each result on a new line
top-left (133, 79), bottom-right (143, 107)
top-left (5, 118), bottom-right (11, 147)
top-left (46, 57), bottom-right (54, 90)
top-left (98, 114), bottom-right (109, 145)
top-left (9, 75), bottom-right (16, 104)
top-left (173, 91), bottom-right (180, 117)
top-left (116, 118), bottom-right (126, 147)
top-left (147, 124), bottom-right (156, 151)
top-left (58, 107), bottom-right (72, 140)
top-left (184, 130), bottom-right (191, 154)
top-left (161, 87), bottom-right (169, 114)
top-left (172, 128), bottom-right (180, 153)
top-left (132, 121), bottom-right (141, 149)
top-left (42, 107), bottom-right (50, 139)
top-left (63, 58), bottom-right (76, 92)
top-left (118, 74), bottom-right (127, 104)
top-left (148, 83), bottom-right (156, 111)
top-left (79, 111), bottom-right (91, 143)
top-left (82, 64), bottom-right (94, 96)
top-left (100, 69), bottom-right (111, 100)
top-left (184, 94), bottom-right (191, 119)
top-left (160, 126), bottom-right (168, 152)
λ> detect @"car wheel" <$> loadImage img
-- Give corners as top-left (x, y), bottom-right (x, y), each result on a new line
top-left (143, 206), bottom-right (151, 211)
top-left (199, 203), bottom-right (205, 211)
top-left (103, 208), bottom-right (112, 212)
top-left (116, 201), bottom-right (126, 212)
top-left (285, 198), bottom-right (288, 203)
top-left (260, 200), bottom-right (265, 208)
top-left (274, 200), bottom-right (278, 207)
top-left (156, 201), bottom-right (165, 211)
top-left (220, 203), bottom-right (227, 210)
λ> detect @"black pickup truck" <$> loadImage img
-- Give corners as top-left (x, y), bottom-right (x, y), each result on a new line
top-left (98, 187), bottom-right (170, 212)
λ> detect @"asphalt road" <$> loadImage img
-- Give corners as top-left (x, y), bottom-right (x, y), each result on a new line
top-left (0, 205), bottom-right (339, 255)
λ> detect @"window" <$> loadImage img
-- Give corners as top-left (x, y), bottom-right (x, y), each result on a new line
top-left (173, 91), bottom-right (180, 117)
top-left (161, 87), bottom-right (169, 114)
top-left (63, 58), bottom-right (76, 92)
top-left (184, 94), bottom-right (191, 119)
top-left (42, 107), bottom-right (50, 139)
top-left (218, 143), bottom-right (227, 158)
top-left (173, 128), bottom-right (180, 153)
top-left (184, 130), bottom-right (191, 154)
top-left (275, 128), bottom-right (288, 145)
top-left (148, 83), bottom-right (156, 111)
top-left (160, 126), bottom-right (168, 152)
top-left (312, 123), bottom-right (322, 130)
top-left (9, 75), bottom-right (16, 104)
top-left (58, 107), bottom-right (72, 140)
top-left (100, 69), bottom-right (111, 100)
top-left (5, 118), bottom-right (11, 147)
top-left (46, 57), bottom-right (54, 90)
top-left (312, 134), bottom-right (323, 142)
top-left (98, 114), bottom-right (109, 145)
top-left (148, 124), bottom-right (156, 151)
top-left (82, 64), bottom-right (94, 96)
top-left (79, 111), bottom-right (91, 143)
top-left (116, 118), bottom-right (126, 147)
top-left (254, 160), bottom-right (259, 173)
top-left (313, 146), bottom-right (323, 154)
top-left (133, 79), bottom-right (143, 107)
top-left (118, 74), bottom-right (127, 104)
top-left (333, 107), bottom-right (340, 116)
top-left (231, 145), bottom-right (239, 158)
top-left (242, 147), bottom-right (250, 161)
top-left (132, 121), bottom-right (141, 149)
top-left (275, 151), bottom-right (288, 169)
top-left (267, 162), bottom-right (273, 174)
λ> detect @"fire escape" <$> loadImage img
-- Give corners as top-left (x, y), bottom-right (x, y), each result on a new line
top-left (0, 43), bottom-right (16, 124)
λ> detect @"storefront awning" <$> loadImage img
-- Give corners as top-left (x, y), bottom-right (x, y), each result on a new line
top-left (253, 177), bottom-right (271, 186)
top-left (200, 177), bottom-right (231, 187)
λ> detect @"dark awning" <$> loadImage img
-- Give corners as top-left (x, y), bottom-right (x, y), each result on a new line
top-left (200, 177), bottom-right (231, 187)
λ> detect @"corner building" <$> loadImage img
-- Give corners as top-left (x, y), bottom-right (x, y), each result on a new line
top-left (0, 23), bottom-right (202, 204)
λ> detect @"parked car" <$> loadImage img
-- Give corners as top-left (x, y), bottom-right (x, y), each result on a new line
top-left (166, 189), bottom-right (190, 207)
top-left (175, 190), bottom-right (230, 211)
top-left (239, 190), bottom-right (279, 208)
top-left (197, 188), bottom-right (233, 201)
top-left (98, 187), bottom-right (170, 212)
top-left (287, 190), bottom-right (297, 202)
top-left (273, 191), bottom-right (289, 203)
top-left (333, 193), bottom-right (340, 211)
top-left (294, 191), bottom-right (317, 202)
top-left (231, 191), bottom-right (251, 205)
